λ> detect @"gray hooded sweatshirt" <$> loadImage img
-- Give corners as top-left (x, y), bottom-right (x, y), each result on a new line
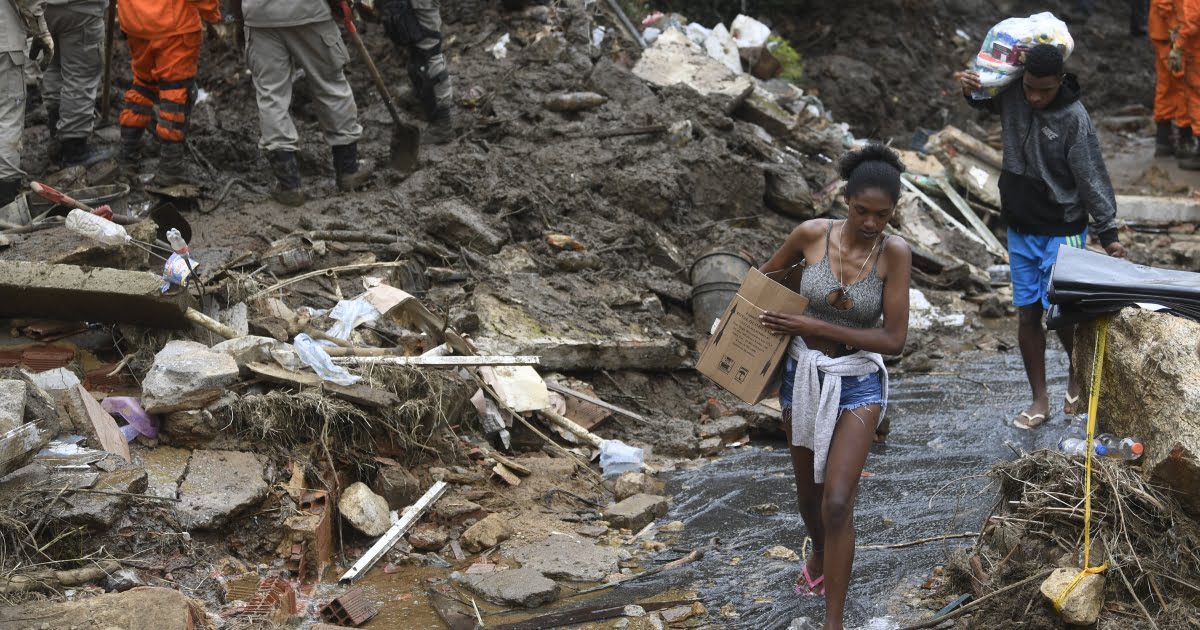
top-left (966, 74), bottom-right (1119, 247)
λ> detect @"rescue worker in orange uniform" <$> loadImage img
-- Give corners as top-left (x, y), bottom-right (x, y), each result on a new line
top-left (116, 0), bottom-right (225, 184)
top-left (1151, 0), bottom-right (1192, 157)
top-left (1177, 0), bottom-right (1200, 169)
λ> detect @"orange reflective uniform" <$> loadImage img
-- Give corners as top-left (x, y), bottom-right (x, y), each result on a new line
top-left (117, 0), bottom-right (220, 143)
top-left (1151, 0), bottom-right (1188, 126)
top-left (1178, 0), bottom-right (1200, 133)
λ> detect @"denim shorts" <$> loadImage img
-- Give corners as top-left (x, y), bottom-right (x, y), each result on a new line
top-left (779, 355), bottom-right (885, 411)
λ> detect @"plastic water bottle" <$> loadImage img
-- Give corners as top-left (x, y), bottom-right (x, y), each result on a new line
top-left (1093, 433), bottom-right (1118, 457)
top-left (1057, 437), bottom-right (1095, 457)
top-left (1117, 437), bottom-right (1144, 461)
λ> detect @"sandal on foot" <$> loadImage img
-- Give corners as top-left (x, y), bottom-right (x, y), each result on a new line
top-left (1013, 412), bottom-right (1047, 430)
top-left (1064, 392), bottom-right (1082, 416)
top-left (794, 564), bottom-right (825, 597)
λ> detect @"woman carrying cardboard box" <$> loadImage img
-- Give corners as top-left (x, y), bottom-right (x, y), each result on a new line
top-left (758, 143), bottom-right (913, 630)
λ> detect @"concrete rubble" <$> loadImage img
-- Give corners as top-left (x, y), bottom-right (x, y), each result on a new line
top-left (507, 532), bottom-right (622, 582)
top-left (175, 450), bottom-right (267, 530)
top-left (141, 340), bottom-right (241, 414)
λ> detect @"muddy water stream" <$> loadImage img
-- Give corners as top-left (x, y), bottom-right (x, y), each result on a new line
top-left (614, 348), bottom-right (1073, 630)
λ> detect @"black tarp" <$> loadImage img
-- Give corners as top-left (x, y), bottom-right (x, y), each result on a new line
top-left (1047, 245), bottom-right (1200, 328)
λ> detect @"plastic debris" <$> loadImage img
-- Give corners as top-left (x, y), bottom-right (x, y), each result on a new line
top-left (101, 396), bottom-right (160, 439)
top-left (293, 333), bottom-right (360, 386)
top-left (599, 439), bottom-right (644, 476)
top-left (490, 33), bottom-right (510, 59)
top-left (65, 209), bottom-right (129, 246)
top-left (326, 298), bottom-right (381, 341)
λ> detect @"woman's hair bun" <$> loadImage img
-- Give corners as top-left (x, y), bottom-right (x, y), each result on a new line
top-left (837, 143), bottom-right (905, 181)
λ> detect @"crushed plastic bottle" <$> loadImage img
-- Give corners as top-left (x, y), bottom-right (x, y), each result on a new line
top-left (1057, 437), bottom-right (1096, 458)
top-left (65, 208), bottom-right (130, 246)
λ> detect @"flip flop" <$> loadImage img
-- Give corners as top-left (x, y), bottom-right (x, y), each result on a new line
top-left (1013, 412), bottom-right (1047, 430)
top-left (1064, 392), bottom-right (1082, 415)
top-left (793, 563), bottom-right (825, 597)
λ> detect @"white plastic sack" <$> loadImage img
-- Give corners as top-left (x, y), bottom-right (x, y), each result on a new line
top-left (326, 297), bottom-right (380, 341)
top-left (293, 333), bottom-right (360, 386)
top-left (971, 12), bottom-right (1074, 99)
top-left (599, 439), bottom-right (645, 477)
top-left (490, 33), bottom-right (510, 59)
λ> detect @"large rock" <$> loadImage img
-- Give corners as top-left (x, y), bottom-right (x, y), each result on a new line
top-left (613, 472), bottom-right (666, 502)
top-left (370, 463), bottom-right (423, 511)
top-left (1075, 309), bottom-right (1200, 516)
top-left (0, 380), bottom-right (25, 433)
top-left (604, 493), bottom-right (670, 532)
top-left (142, 341), bottom-right (240, 414)
top-left (339, 481), bottom-right (391, 537)
top-left (507, 533), bottom-right (621, 582)
top-left (1039, 568), bottom-right (1105, 625)
top-left (452, 567), bottom-right (559, 607)
top-left (407, 523), bottom-right (449, 552)
top-left (763, 164), bottom-right (814, 220)
top-left (175, 450), bottom-right (267, 530)
top-left (0, 586), bottom-right (203, 630)
top-left (461, 513), bottom-right (514, 552)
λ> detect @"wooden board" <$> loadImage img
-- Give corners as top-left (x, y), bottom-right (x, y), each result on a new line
top-left (75, 386), bottom-right (130, 462)
top-left (246, 362), bottom-right (398, 408)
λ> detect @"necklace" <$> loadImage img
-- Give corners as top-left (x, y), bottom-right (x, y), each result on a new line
top-left (831, 221), bottom-right (880, 309)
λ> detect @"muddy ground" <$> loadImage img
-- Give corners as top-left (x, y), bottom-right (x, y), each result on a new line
top-left (2, 0), bottom-right (1199, 628)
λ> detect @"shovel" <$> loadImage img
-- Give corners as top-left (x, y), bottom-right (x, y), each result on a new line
top-left (337, 1), bottom-right (420, 172)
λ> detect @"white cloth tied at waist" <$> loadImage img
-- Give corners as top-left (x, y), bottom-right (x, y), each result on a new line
top-left (788, 335), bottom-right (889, 484)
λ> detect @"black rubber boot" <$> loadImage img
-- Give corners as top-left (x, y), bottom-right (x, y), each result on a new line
top-left (332, 143), bottom-right (369, 191)
top-left (268, 150), bottom-right (306, 207)
top-left (1179, 141), bottom-right (1200, 170)
top-left (0, 178), bottom-right (19, 208)
top-left (425, 108), bottom-right (454, 145)
top-left (59, 137), bottom-right (115, 168)
top-left (1177, 126), bottom-right (1194, 158)
top-left (1155, 120), bottom-right (1174, 157)
top-left (154, 140), bottom-right (192, 186)
top-left (46, 105), bottom-right (59, 139)
top-left (118, 126), bottom-right (144, 166)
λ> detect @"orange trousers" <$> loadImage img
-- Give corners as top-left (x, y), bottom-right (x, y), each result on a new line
top-left (1154, 39), bottom-right (1191, 127)
top-left (118, 32), bottom-right (201, 143)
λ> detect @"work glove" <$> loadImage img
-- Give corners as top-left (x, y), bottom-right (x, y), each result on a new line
top-left (35, 32), bottom-right (54, 71)
top-left (1169, 45), bottom-right (1184, 74)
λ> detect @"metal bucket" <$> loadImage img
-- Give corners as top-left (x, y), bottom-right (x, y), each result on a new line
top-left (68, 184), bottom-right (132, 216)
top-left (689, 250), bottom-right (754, 330)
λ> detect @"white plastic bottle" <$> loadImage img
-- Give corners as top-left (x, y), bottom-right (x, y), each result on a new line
top-left (65, 209), bottom-right (129, 246)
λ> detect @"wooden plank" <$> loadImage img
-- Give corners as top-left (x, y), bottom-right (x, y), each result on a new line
top-left (934, 177), bottom-right (1007, 259)
top-left (339, 480), bottom-right (449, 583)
top-left (75, 386), bottom-right (129, 462)
top-left (901, 177), bottom-right (1000, 259)
top-left (546, 381), bottom-right (647, 423)
top-left (0, 424), bottom-right (47, 477)
top-left (538, 409), bottom-right (602, 448)
top-left (331, 356), bottom-right (540, 367)
top-left (246, 362), bottom-right (398, 408)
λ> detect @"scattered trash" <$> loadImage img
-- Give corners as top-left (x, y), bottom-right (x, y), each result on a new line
top-left (293, 334), bottom-right (361, 386)
top-left (490, 33), bottom-right (510, 59)
top-left (598, 439), bottom-right (644, 476)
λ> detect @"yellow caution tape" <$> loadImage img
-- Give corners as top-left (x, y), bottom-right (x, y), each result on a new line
top-left (1053, 315), bottom-right (1111, 614)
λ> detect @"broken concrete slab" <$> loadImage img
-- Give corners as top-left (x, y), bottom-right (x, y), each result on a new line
top-left (0, 586), bottom-right (204, 630)
top-left (0, 368), bottom-right (60, 434)
top-left (55, 468), bottom-right (149, 528)
top-left (175, 450), bottom-right (267, 530)
top-left (452, 567), bottom-right (560, 608)
top-left (140, 446), bottom-right (191, 499)
top-left (0, 261), bottom-right (192, 328)
top-left (142, 340), bottom-right (240, 414)
top-left (1076, 309), bottom-right (1200, 517)
top-left (1115, 195), bottom-right (1200, 224)
top-left (633, 29), bottom-right (753, 100)
top-left (461, 513), bottom-right (514, 552)
top-left (604, 493), bottom-right (670, 532)
top-left (508, 533), bottom-right (621, 582)
top-left (425, 199), bottom-right (507, 255)
top-left (0, 380), bottom-right (26, 433)
top-left (472, 283), bottom-right (687, 371)
top-left (434, 496), bottom-right (489, 526)
top-left (339, 481), bottom-right (392, 537)
top-left (0, 423), bottom-right (48, 477)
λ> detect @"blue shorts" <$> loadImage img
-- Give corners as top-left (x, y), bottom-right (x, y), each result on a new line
top-left (779, 355), bottom-right (885, 412)
top-left (1008, 227), bottom-right (1087, 309)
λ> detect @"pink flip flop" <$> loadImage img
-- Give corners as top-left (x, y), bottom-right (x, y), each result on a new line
top-left (793, 564), bottom-right (825, 597)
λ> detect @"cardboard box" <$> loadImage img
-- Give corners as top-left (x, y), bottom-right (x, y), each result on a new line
top-left (696, 268), bottom-right (808, 404)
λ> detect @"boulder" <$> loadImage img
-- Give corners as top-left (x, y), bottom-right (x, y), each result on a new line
top-left (142, 341), bottom-right (240, 414)
top-left (175, 450), bottom-right (267, 530)
top-left (604, 494), bottom-right (670, 532)
top-left (461, 513), bottom-right (514, 552)
top-left (613, 472), bottom-right (666, 502)
top-left (452, 567), bottom-right (559, 607)
top-left (338, 482), bottom-right (392, 537)
top-left (1039, 568), bottom-right (1105, 625)
top-left (507, 533), bottom-right (621, 582)
top-left (0, 380), bottom-right (25, 433)
top-left (407, 523), bottom-right (449, 552)
top-left (1075, 309), bottom-right (1200, 516)
top-left (370, 463), bottom-right (423, 511)
top-left (0, 586), bottom-right (203, 630)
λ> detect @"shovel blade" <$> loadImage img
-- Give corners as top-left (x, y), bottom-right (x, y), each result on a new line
top-left (389, 122), bottom-right (421, 173)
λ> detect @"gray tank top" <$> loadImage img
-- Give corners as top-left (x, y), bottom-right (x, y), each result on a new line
top-left (798, 221), bottom-right (886, 329)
